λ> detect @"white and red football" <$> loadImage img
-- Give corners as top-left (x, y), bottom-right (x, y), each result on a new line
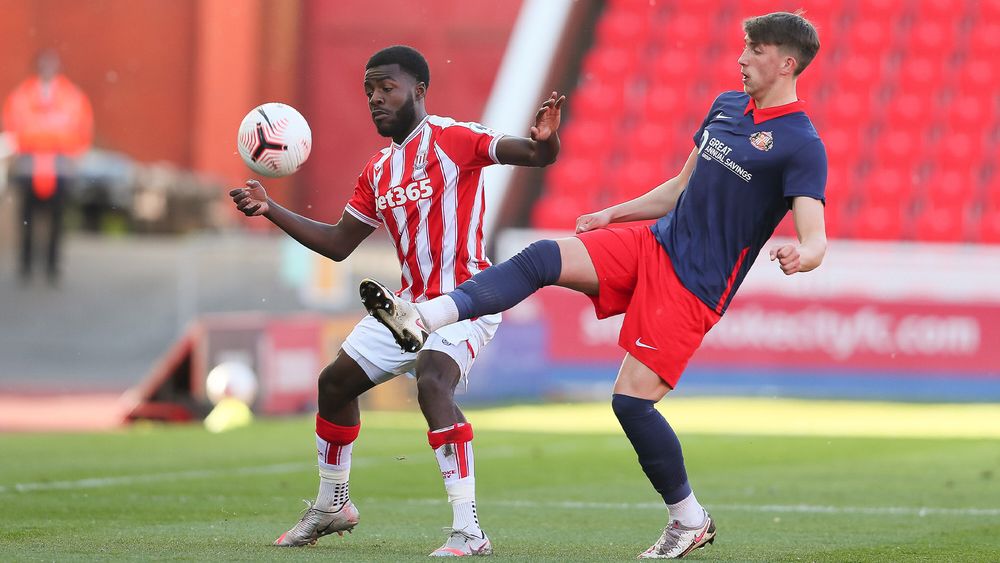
top-left (236, 102), bottom-right (312, 177)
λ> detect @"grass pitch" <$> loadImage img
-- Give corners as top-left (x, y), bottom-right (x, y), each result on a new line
top-left (1, 400), bottom-right (999, 561)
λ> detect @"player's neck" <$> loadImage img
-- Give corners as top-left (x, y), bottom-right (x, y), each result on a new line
top-left (752, 82), bottom-right (798, 109)
top-left (392, 110), bottom-right (429, 145)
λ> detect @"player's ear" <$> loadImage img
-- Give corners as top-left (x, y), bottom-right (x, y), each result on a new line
top-left (415, 82), bottom-right (427, 101)
top-left (782, 55), bottom-right (798, 76)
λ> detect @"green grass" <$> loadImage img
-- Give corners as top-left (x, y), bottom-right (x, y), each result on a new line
top-left (1, 404), bottom-right (999, 561)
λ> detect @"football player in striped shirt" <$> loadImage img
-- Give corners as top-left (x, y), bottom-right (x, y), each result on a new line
top-left (230, 45), bottom-right (563, 556)
top-left (361, 12), bottom-right (827, 559)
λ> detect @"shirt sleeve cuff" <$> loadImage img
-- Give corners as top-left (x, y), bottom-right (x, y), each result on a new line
top-left (345, 204), bottom-right (381, 228)
top-left (488, 134), bottom-right (506, 165)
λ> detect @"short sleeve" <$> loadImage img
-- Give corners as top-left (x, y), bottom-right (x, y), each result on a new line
top-left (344, 168), bottom-right (382, 228)
top-left (692, 94), bottom-right (724, 146)
top-left (782, 139), bottom-right (827, 203)
top-left (438, 121), bottom-right (504, 168)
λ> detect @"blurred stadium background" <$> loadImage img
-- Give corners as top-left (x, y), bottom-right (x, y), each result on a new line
top-left (0, 0), bottom-right (999, 424)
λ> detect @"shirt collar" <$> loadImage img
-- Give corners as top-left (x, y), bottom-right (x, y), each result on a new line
top-left (744, 98), bottom-right (806, 124)
top-left (391, 115), bottom-right (430, 149)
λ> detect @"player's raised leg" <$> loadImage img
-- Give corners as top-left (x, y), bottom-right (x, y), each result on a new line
top-left (274, 352), bottom-right (372, 546)
top-left (360, 237), bottom-right (595, 348)
top-left (613, 355), bottom-right (715, 559)
top-left (415, 350), bottom-right (492, 556)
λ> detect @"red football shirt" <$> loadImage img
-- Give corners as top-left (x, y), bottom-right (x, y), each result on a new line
top-left (346, 115), bottom-right (504, 302)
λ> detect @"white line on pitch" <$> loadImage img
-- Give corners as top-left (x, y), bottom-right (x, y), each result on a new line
top-left (0, 462), bottom-right (315, 493)
top-left (4, 463), bottom-right (997, 518)
top-left (393, 498), bottom-right (1000, 517)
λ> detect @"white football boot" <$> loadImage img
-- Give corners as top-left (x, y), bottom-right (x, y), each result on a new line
top-left (273, 500), bottom-right (360, 547)
top-left (638, 510), bottom-right (715, 559)
top-left (429, 527), bottom-right (493, 557)
top-left (359, 278), bottom-right (428, 353)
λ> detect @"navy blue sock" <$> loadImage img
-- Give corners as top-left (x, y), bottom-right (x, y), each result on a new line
top-left (611, 393), bottom-right (692, 504)
top-left (450, 239), bottom-right (562, 320)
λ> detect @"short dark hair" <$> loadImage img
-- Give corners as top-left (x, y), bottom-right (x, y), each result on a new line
top-left (366, 45), bottom-right (430, 87)
top-left (743, 12), bottom-right (820, 76)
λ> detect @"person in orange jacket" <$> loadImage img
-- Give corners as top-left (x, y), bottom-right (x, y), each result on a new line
top-left (3, 49), bottom-right (93, 284)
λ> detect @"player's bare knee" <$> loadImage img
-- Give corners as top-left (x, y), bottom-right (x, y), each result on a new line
top-left (415, 371), bottom-right (457, 401)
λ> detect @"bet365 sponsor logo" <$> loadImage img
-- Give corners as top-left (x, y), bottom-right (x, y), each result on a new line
top-left (377, 178), bottom-right (434, 210)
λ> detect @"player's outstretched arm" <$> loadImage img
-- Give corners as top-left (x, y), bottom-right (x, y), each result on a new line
top-left (495, 91), bottom-right (565, 167)
top-left (229, 180), bottom-right (375, 262)
top-left (769, 196), bottom-right (827, 275)
top-left (576, 147), bottom-right (699, 233)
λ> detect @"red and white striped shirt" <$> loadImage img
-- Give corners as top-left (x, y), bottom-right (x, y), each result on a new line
top-left (345, 115), bottom-right (504, 302)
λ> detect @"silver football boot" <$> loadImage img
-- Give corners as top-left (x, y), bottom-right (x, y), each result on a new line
top-left (429, 527), bottom-right (493, 557)
top-left (638, 510), bottom-right (715, 559)
top-left (359, 278), bottom-right (428, 353)
top-left (273, 500), bottom-right (360, 547)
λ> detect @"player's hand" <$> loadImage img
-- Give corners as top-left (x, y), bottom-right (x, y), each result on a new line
top-left (229, 180), bottom-right (270, 217)
top-left (530, 91), bottom-right (565, 142)
top-left (769, 243), bottom-right (801, 275)
top-left (575, 209), bottom-right (612, 234)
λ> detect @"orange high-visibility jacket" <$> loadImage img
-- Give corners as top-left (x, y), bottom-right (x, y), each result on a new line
top-left (3, 74), bottom-right (93, 156)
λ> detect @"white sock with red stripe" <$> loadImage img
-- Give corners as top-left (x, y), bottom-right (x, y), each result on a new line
top-left (314, 414), bottom-right (360, 511)
top-left (429, 422), bottom-right (482, 535)
top-left (414, 296), bottom-right (459, 334)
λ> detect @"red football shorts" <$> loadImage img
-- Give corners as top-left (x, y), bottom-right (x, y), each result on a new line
top-left (576, 225), bottom-right (721, 388)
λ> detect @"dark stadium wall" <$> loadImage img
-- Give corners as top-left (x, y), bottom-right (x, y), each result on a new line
top-left (296, 0), bottom-right (522, 219)
top-left (0, 0), bottom-right (199, 165)
top-left (0, 0), bottom-right (299, 182)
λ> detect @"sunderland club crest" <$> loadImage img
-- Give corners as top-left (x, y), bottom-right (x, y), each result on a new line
top-left (749, 131), bottom-right (774, 151)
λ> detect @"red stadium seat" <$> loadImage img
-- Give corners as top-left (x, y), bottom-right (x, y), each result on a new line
top-left (915, 0), bottom-right (971, 21)
top-left (849, 17), bottom-right (897, 53)
top-left (836, 54), bottom-right (884, 91)
top-left (874, 130), bottom-right (922, 169)
top-left (975, 206), bottom-right (1000, 244)
top-left (641, 83), bottom-right (691, 125)
top-left (968, 22), bottom-right (1000, 54)
top-left (544, 155), bottom-right (602, 197)
top-left (959, 57), bottom-right (1000, 93)
top-left (595, 5), bottom-right (653, 46)
top-left (823, 197), bottom-right (851, 239)
top-left (827, 90), bottom-right (873, 124)
top-left (884, 91), bottom-right (927, 129)
top-left (531, 195), bottom-right (590, 230)
top-left (859, 166), bottom-right (914, 207)
top-left (929, 129), bottom-right (985, 172)
top-left (913, 205), bottom-right (967, 242)
top-left (557, 119), bottom-right (616, 162)
top-left (581, 46), bottom-right (641, 86)
top-left (946, 91), bottom-right (997, 131)
top-left (650, 48), bottom-right (700, 87)
top-left (861, 0), bottom-right (908, 20)
top-left (896, 56), bottom-right (947, 93)
top-left (662, 12), bottom-right (716, 50)
top-left (904, 20), bottom-right (957, 53)
top-left (921, 167), bottom-right (980, 207)
top-left (854, 203), bottom-right (906, 241)
top-left (571, 81), bottom-right (627, 120)
top-left (974, 0), bottom-right (1000, 21)
top-left (825, 163), bottom-right (857, 202)
top-left (822, 127), bottom-right (865, 170)
top-left (627, 121), bottom-right (675, 162)
top-left (611, 159), bottom-right (664, 202)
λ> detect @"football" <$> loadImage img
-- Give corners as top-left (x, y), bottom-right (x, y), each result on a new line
top-left (236, 102), bottom-right (312, 177)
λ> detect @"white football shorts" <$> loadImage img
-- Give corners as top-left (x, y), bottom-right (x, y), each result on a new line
top-left (342, 312), bottom-right (501, 385)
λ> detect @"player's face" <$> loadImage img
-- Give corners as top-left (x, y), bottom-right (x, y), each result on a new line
top-left (737, 35), bottom-right (786, 97)
top-left (364, 64), bottom-right (424, 140)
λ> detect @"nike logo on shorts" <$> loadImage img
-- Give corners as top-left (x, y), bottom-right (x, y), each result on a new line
top-left (635, 338), bottom-right (657, 350)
